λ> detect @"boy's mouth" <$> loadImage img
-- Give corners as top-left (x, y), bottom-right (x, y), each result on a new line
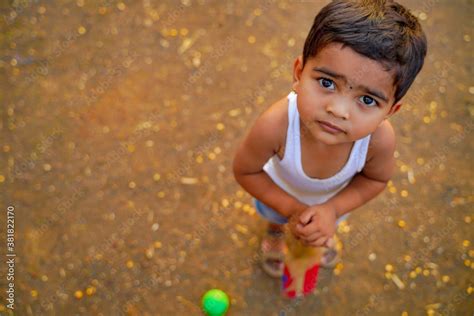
top-left (317, 120), bottom-right (346, 134)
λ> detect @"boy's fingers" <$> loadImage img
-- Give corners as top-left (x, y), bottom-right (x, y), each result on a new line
top-left (295, 223), bottom-right (303, 234)
top-left (297, 220), bottom-right (319, 237)
top-left (325, 237), bottom-right (335, 248)
top-left (310, 236), bottom-right (328, 247)
top-left (302, 231), bottom-right (323, 243)
top-left (299, 209), bottom-right (314, 225)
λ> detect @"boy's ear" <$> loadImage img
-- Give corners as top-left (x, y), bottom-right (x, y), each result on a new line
top-left (385, 102), bottom-right (402, 118)
top-left (292, 55), bottom-right (304, 91)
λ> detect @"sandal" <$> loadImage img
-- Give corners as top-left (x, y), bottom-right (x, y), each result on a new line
top-left (260, 229), bottom-right (288, 278)
top-left (320, 236), bottom-right (341, 268)
top-left (320, 248), bottom-right (340, 268)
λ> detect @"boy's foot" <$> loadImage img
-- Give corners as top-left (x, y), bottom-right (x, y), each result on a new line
top-left (320, 237), bottom-right (341, 268)
top-left (260, 229), bottom-right (287, 278)
top-left (320, 247), bottom-right (340, 268)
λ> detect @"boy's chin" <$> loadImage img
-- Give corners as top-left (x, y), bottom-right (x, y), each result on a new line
top-left (315, 133), bottom-right (365, 146)
top-left (312, 133), bottom-right (347, 145)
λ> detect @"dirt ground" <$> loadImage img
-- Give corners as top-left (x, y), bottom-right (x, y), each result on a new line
top-left (1, 0), bottom-right (473, 315)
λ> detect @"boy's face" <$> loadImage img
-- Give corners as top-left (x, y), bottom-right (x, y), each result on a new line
top-left (292, 42), bottom-right (402, 145)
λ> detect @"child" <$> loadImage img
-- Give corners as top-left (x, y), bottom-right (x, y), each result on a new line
top-left (232, 0), bottom-right (427, 277)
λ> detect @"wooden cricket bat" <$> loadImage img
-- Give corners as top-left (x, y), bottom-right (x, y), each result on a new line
top-left (281, 230), bottom-right (324, 298)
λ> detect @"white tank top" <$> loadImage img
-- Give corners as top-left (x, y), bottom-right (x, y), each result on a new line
top-left (263, 91), bottom-right (371, 206)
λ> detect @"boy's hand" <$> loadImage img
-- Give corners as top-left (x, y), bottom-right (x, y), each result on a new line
top-left (287, 206), bottom-right (308, 241)
top-left (295, 202), bottom-right (337, 247)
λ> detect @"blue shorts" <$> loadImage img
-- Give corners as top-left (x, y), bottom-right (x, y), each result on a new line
top-left (253, 198), bottom-right (349, 226)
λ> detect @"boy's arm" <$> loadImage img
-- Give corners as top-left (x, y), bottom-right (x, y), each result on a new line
top-left (233, 105), bottom-right (307, 218)
top-left (326, 120), bottom-right (396, 218)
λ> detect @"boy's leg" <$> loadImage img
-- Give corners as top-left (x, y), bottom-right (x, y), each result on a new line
top-left (261, 222), bottom-right (287, 278)
top-left (268, 222), bottom-right (284, 233)
top-left (253, 198), bottom-right (288, 277)
top-left (321, 216), bottom-right (349, 268)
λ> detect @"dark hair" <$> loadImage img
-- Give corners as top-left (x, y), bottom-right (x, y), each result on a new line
top-left (303, 0), bottom-right (427, 103)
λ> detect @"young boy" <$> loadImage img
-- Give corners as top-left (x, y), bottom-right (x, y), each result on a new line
top-left (232, 0), bottom-right (427, 277)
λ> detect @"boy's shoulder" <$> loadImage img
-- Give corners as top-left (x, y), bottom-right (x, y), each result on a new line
top-left (258, 95), bottom-right (290, 157)
top-left (232, 95), bottom-right (290, 175)
top-left (367, 119), bottom-right (396, 161)
top-left (262, 95), bottom-right (289, 123)
top-left (363, 119), bottom-right (396, 182)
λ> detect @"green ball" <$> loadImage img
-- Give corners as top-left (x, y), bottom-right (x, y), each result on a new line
top-left (201, 289), bottom-right (229, 316)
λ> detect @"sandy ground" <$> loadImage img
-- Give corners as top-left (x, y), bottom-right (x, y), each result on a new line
top-left (1, 0), bottom-right (473, 315)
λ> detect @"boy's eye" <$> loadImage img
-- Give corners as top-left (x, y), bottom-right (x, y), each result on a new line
top-left (318, 78), bottom-right (335, 90)
top-left (359, 95), bottom-right (378, 107)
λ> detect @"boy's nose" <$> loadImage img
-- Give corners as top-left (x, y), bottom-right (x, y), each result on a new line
top-left (326, 99), bottom-right (350, 120)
